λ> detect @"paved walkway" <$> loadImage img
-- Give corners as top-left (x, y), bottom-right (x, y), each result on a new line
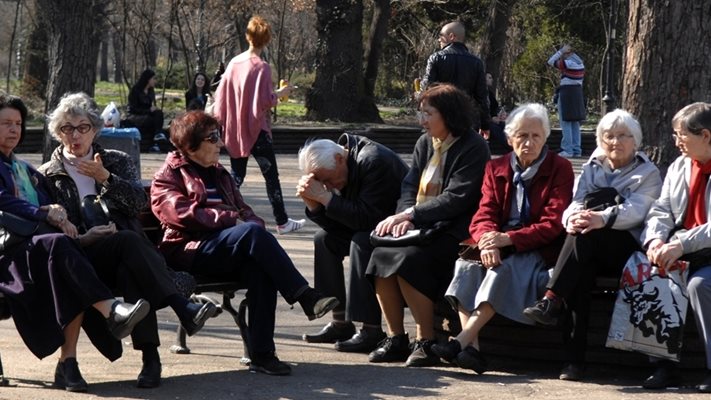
top-left (1, 153), bottom-right (707, 399)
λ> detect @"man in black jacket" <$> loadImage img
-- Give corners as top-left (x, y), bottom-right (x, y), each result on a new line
top-left (297, 134), bottom-right (408, 353)
top-left (422, 21), bottom-right (490, 135)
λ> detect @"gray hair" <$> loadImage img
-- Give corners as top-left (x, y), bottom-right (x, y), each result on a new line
top-left (47, 92), bottom-right (103, 140)
top-left (298, 139), bottom-right (347, 173)
top-left (595, 109), bottom-right (643, 150)
top-left (672, 102), bottom-right (711, 136)
top-left (504, 103), bottom-right (550, 139)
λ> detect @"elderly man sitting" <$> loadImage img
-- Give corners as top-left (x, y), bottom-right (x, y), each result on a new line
top-left (297, 134), bottom-right (408, 353)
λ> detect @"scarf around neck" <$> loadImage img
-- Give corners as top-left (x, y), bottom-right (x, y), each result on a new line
top-left (509, 147), bottom-right (547, 225)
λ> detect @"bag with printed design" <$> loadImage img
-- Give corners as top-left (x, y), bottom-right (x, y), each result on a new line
top-left (605, 251), bottom-right (689, 361)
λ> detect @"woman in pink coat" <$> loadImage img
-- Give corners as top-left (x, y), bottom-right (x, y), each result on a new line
top-left (212, 15), bottom-right (303, 234)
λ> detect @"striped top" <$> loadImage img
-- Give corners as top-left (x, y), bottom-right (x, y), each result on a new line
top-left (548, 50), bottom-right (585, 86)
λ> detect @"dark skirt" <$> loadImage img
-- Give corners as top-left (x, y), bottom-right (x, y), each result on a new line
top-left (558, 84), bottom-right (586, 121)
top-left (0, 233), bottom-right (119, 360)
top-left (366, 233), bottom-right (461, 301)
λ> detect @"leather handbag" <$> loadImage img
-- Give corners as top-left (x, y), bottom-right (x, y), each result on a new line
top-left (81, 194), bottom-right (112, 228)
top-left (369, 221), bottom-right (450, 247)
top-left (0, 211), bottom-right (39, 252)
top-left (583, 187), bottom-right (625, 211)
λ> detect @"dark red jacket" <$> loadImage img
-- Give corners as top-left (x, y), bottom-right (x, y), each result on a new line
top-left (468, 151), bottom-right (574, 265)
top-left (150, 151), bottom-right (264, 271)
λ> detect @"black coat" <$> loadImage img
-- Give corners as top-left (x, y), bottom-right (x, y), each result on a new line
top-left (398, 130), bottom-right (490, 241)
top-left (306, 133), bottom-right (409, 233)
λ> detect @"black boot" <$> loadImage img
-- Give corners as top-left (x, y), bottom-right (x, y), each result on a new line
top-left (297, 288), bottom-right (340, 321)
top-left (53, 358), bottom-right (88, 392)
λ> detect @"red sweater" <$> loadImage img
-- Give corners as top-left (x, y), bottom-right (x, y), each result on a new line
top-left (468, 151), bottom-right (574, 265)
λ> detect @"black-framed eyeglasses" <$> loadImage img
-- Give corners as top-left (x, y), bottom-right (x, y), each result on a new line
top-left (203, 129), bottom-right (222, 144)
top-left (59, 123), bottom-right (93, 135)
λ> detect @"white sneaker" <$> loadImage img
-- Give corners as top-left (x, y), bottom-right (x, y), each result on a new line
top-left (558, 151), bottom-right (573, 158)
top-left (277, 218), bottom-right (305, 234)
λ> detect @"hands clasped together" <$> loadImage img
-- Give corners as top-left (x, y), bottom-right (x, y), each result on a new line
top-left (295, 173), bottom-right (333, 211)
top-left (477, 231), bottom-right (513, 269)
top-left (646, 238), bottom-right (684, 271)
top-left (565, 210), bottom-right (605, 235)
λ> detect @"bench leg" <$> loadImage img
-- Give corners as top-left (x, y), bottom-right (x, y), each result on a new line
top-left (170, 294), bottom-right (223, 354)
top-left (220, 293), bottom-right (251, 365)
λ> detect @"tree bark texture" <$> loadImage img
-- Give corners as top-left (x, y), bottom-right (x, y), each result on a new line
top-left (306, 0), bottom-right (382, 122)
top-left (36, 0), bottom-right (108, 161)
top-left (481, 0), bottom-right (516, 89)
top-left (363, 0), bottom-right (391, 98)
top-left (623, 0), bottom-right (711, 172)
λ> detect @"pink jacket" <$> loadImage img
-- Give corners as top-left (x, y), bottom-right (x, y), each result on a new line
top-left (212, 53), bottom-right (278, 158)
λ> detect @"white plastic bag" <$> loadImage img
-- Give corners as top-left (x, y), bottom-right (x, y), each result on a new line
top-left (101, 101), bottom-right (121, 128)
top-left (606, 251), bottom-right (689, 361)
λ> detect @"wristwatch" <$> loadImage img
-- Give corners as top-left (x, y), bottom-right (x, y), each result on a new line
top-left (403, 206), bottom-right (415, 221)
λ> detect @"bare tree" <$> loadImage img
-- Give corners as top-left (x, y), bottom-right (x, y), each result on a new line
top-left (622, 0), bottom-right (711, 171)
top-left (363, 0), bottom-right (390, 98)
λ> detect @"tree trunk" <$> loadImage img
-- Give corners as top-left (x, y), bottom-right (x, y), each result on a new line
top-left (480, 0), bottom-right (517, 90)
top-left (622, 0), bottom-right (711, 173)
top-left (22, 13), bottom-right (49, 100)
top-left (99, 32), bottom-right (110, 82)
top-left (363, 0), bottom-right (390, 98)
top-left (306, 0), bottom-right (381, 123)
top-left (112, 29), bottom-right (124, 84)
top-left (36, 0), bottom-right (107, 161)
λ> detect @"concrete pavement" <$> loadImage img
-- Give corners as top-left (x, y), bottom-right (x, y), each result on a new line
top-left (0, 152), bottom-right (707, 399)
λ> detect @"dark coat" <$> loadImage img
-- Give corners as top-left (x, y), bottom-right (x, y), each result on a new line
top-left (399, 130), bottom-right (490, 241)
top-left (306, 133), bottom-right (409, 233)
top-left (150, 151), bottom-right (265, 271)
top-left (40, 143), bottom-right (147, 234)
top-left (0, 154), bottom-right (120, 360)
top-left (422, 42), bottom-right (490, 130)
top-left (468, 151), bottom-right (574, 265)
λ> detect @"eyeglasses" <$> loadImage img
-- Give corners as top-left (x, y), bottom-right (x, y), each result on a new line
top-left (59, 123), bottom-right (93, 135)
top-left (602, 133), bottom-right (634, 144)
top-left (203, 129), bottom-right (222, 144)
top-left (672, 131), bottom-right (690, 141)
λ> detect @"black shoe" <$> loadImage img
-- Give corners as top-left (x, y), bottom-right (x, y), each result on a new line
top-left (249, 353), bottom-right (292, 376)
top-left (523, 297), bottom-right (562, 326)
top-left (298, 288), bottom-right (340, 321)
top-left (559, 363), bottom-right (585, 381)
top-left (642, 365), bottom-right (682, 389)
top-left (456, 346), bottom-right (488, 374)
top-left (53, 358), bottom-right (88, 392)
top-left (303, 321), bottom-right (355, 343)
top-left (697, 372), bottom-right (711, 393)
top-left (136, 359), bottom-right (162, 388)
top-left (368, 333), bottom-right (410, 363)
top-left (181, 302), bottom-right (218, 337)
top-left (106, 299), bottom-right (150, 340)
top-left (405, 339), bottom-right (439, 367)
top-left (335, 328), bottom-right (386, 353)
top-left (431, 339), bottom-right (462, 364)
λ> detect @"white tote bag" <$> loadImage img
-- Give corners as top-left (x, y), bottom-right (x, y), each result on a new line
top-left (606, 251), bottom-right (689, 361)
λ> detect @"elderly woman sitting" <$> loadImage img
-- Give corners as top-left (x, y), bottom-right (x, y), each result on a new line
top-left (523, 109), bottom-right (663, 381)
top-left (431, 103), bottom-right (574, 373)
top-left (641, 103), bottom-right (711, 392)
top-left (0, 93), bottom-right (149, 392)
top-left (150, 111), bottom-right (338, 376)
top-left (366, 84), bottom-right (490, 367)
top-left (39, 92), bottom-right (216, 389)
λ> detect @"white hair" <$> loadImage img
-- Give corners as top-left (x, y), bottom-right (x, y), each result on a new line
top-left (595, 109), bottom-right (643, 150)
top-left (504, 103), bottom-right (550, 139)
top-left (298, 139), bottom-right (347, 173)
top-left (47, 92), bottom-right (103, 141)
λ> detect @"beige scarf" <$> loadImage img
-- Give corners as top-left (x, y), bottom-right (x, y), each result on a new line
top-left (416, 135), bottom-right (458, 204)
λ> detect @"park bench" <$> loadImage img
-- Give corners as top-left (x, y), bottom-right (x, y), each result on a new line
top-left (138, 184), bottom-right (252, 364)
top-left (434, 276), bottom-right (706, 369)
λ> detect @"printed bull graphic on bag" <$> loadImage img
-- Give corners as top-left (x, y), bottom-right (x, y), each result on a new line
top-left (622, 275), bottom-right (686, 354)
top-left (606, 251), bottom-right (689, 362)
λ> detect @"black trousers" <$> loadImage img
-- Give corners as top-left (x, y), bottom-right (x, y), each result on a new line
top-left (84, 230), bottom-right (179, 350)
top-left (314, 229), bottom-right (380, 326)
top-left (547, 228), bottom-right (640, 362)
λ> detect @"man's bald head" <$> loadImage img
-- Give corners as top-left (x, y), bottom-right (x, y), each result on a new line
top-left (438, 21), bottom-right (466, 48)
